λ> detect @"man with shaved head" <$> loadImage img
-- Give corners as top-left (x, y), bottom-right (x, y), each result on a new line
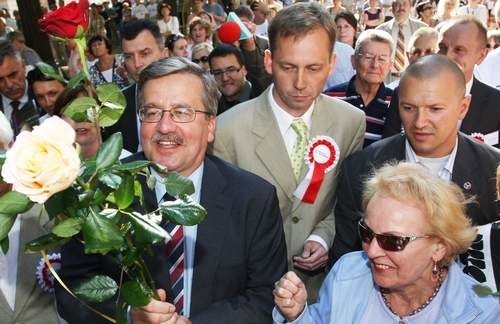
top-left (330, 55), bottom-right (500, 288)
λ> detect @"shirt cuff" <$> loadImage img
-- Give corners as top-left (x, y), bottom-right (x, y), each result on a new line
top-left (306, 235), bottom-right (328, 252)
top-left (272, 305), bottom-right (308, 323)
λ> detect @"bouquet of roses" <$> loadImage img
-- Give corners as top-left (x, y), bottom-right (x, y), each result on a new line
top-left (0, 1), bottom-right (206, 322)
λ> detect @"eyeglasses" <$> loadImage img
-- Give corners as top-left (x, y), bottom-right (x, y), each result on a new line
top-left (358, 220), bottom-right (429, 251)
top-left (210, 66), bottom-right (241, 80)
top-left (486, 44), bottom-right (499, 49)
top-left (138, 106), bottom-right (212, 123)
top-left (192, 55), bottom-right (209, 64)
top-left (356, 52), bottom-right (391, 65)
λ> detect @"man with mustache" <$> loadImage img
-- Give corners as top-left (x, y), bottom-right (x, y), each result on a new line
top-left (55, 57), bottom-right (287, 323)
top-left (208, 44), bottom-right (258, 115)
top-left (0, 40), bottom-right (40, 136)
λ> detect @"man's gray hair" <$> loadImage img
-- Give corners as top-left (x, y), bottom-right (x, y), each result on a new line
top-left (137, 57), bottom-right (219, 116)
top-left (407, 27), bottom-right (438, 52)
top-left (0, 111), bottom-right (13, 149)
top-left (268, 2), bottom-right (336, 53)
top-left (354, 29), bottom-right (394, 56)
top-left (0, 40), bottom-right (22, 65)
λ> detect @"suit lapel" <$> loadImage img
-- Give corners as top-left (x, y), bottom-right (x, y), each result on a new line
top-left (451, 134), bottom-right (477, 197)
top-left (460, 78), bottom-right (485, 133)
top-left (252, 90), bottom-right (296, 203)
top-left (14, 206), bottom-right (44, 319)
top-left (190, 157), bottom-right (230, 314)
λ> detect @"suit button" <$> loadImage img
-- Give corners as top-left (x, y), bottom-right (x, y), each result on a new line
top-left (292, 217), bottom-right (300, 223)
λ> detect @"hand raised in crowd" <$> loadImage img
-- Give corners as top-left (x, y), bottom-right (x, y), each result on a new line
top-left (293, 240), bottom-right (328, 271)
top-left (131, 289), bottom-right (191, 324)
top-left (273, 271), bottom-right (308, 321)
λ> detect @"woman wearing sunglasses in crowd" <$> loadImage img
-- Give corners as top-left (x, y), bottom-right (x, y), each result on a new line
top-left (191, 42), bottom-right (213, 71)
top-left (273, 162), bottom-right (500, 323)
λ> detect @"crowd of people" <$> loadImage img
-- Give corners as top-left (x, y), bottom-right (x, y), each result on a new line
top-left (0, 0), bottom-right (499, 323)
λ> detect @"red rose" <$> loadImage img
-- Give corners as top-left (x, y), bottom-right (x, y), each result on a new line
top-left (38, 0), bottom-right (89, 38)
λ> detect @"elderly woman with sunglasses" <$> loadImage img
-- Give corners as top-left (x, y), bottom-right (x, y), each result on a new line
top-left (273, 162), bottom-right (500, 323)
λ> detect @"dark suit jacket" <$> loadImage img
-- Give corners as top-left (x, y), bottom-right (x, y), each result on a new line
top-left (383, 78), bottom-right (500, 147)
top-left (55, 154), bottom-right (287, 323)
top-left (0, 93), bottom-right (40, 135)
top-left (330, 133), bottom-right (500, 265)
top-left (102, 84), bottom-right (139, 153)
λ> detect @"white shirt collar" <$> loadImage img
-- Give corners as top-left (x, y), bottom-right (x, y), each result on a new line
top-left (465, 77), bottom-right (473, 96)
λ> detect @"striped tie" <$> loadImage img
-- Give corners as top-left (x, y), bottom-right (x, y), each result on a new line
top-left (394, 24), bottom-right (406, 74)
top-left (162, 193), bottom-right (184, 314)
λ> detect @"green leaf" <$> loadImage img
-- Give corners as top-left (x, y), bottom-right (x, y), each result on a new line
top-left (159, 194), bottom-right (207, 226)
top-left (164, 172), bottom-right (195, 197)
top-left (114, 174), bottom-right (134, 209)
top-left (0, 213), bottom-right (17, 242)
top-left (63, 97), bottom-right (98, 122)
top-left (25, 233), bottom-right (70, 253)
top-left (115, 302), bottom-right (128, 324)
top-left (134, 180), bottom-right (144, 206)
top-left (82, 209), bottom-right (124, 254)
top-left (0, 191), bottom-right (33, 215)
top-left (52, 218), bottom-right (84, 238)
top-left (67, 70), bottom-right (87, 89)
top-left (96, 83), bottom-right (127, 108)
top-left (127, 212), bottom-right (169, 245)
top-left (114, 160), bottom-right (151, 173)
top-left (97, 106), bottom-right (125, 128)
top-left (121, 280), bottom-right (152, 307)
top-left (473, 284), bottom-right (494, 296)
top-left (99, 172), bottom-right (122, 189)
top-left (96, 132), bottom-right (123, 171)
top-left (74, 275), bottom-right (118, 303)
top-left (1, 237), bottom-right (9, 254)
top-left (35, 62), bottom-right (66, 83)
top-left (147, 173), bottom-right (156, 190)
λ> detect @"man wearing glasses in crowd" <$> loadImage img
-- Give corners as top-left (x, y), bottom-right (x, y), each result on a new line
top-left (56, 57), bottom-right (287, 323)
top-left (208, 44), bottom-right (258, 115)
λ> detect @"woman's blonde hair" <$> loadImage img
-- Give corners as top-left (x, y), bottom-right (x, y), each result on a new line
top-left (362, 162), bottom-right (477, 267)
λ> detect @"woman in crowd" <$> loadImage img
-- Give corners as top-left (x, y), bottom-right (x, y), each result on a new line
top-left (165, 33), bottom-right (189, 58)
top-left (328, 0), bottom-right (346, 18)
top-left (335, 11), bottom-right (358, 48)
top-left (436, 0), bottom-right (459, 23)
top-left (416, 1), bottom-right (438, 27)
top-left (157, 2), bottom-right (180, 36)
top-left (87, 35), bottom-right (128, 89)
top-left (361, 0), bottom-right (384, 30)
top-left (191, 42), bottom-right (213, 71)
top-left (187, 0), bottom-right (205, 25)
top-left (189, 17), bottom-right (213, 47)
top-left (273, 162), bottom-right (500, 323)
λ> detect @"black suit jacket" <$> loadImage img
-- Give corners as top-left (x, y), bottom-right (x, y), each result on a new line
top-left (383, 78), bottom-right (500, 147)
top-left (102, 84), bottom-right (140, 153)
top-left (330, 133), bottom-right (500, 265)
top-left (0, 93), bottom-right (40, 135)
top-left (55, 154), bottom-right (287, 323)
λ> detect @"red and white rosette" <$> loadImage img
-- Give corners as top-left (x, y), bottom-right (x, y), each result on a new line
top-left (36, 253), bottom-right (62, 293)
top-left (470, 132), bottom-right (485, 142)
top-left (294, 136), bottom-right (340, 204)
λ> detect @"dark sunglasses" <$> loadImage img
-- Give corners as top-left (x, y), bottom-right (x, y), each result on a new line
top-left (358, 220), bottom-right (429, 251)
top-left (192, 56), bottom-right (209, 64)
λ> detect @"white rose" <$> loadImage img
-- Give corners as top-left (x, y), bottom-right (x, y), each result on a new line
top-left (1, 116), bottom-right (81, 203)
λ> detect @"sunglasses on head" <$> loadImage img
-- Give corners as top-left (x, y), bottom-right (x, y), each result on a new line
top-left (192, 56), bottom-right (209, 64)
top-left (358, 220), bottom-right (429, 251)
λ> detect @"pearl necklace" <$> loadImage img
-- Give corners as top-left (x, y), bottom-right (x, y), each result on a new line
top-left (381, 270), bottom-right (445, 324)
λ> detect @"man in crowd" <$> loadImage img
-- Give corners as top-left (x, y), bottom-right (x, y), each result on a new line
top-left (330, 55), bottom-right (499, 288)
top-left (0, 40), bottom-right (39, 136)
top-left (234, 5), bottom-right (273, 95)
top-left (376, 0), bottom-right (427, 83)
top-left (0, 112), bottom-right (58, 323)
top-left (384, 16), bottom-right (500, 147)
top-left (208, 44), bottom-right (258, 115)
top-left (213, 3), bottom-right (365, 300)
top-left (103, 19), bottom-right (167, 153)
top-left (7, 31), bottom-right (41, 68)
top-left (56, 57), bottom-right (287, 323)
top-left (27, 66), bottom-right (66, 119)
top-left (325, 29), bottom-right (394, 147)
